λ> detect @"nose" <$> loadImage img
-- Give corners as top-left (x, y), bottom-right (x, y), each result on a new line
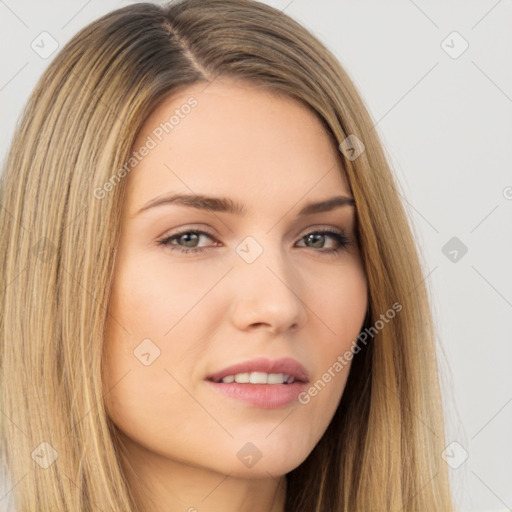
top-left (229, 241), bottom-right (308, 334)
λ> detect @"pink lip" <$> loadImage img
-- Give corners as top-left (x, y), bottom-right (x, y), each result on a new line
top-left (206, 357), bottom-right (309, 409)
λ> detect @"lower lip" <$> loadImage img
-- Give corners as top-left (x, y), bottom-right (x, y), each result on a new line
top-left (207, 381), bottom-right (307, 409)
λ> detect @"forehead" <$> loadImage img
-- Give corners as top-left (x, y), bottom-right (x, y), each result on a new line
top-left (125, 79), bottom-right (351, 214)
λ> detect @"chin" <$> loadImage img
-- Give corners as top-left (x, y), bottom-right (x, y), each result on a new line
top-left (216, 436), bottom-right (313, 478)
top-left (222, 454), bottom-right (308, 479)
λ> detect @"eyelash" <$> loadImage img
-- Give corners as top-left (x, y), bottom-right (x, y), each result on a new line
top-left (156, 228), bottom-right (352, 257)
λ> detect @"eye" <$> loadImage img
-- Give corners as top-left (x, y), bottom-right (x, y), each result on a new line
top-left (157, 229), bottom-right (217, 254)
top-left (296, 229), bottom-right (352, 254)
top-left (156, 228), bottom-right (352, 255)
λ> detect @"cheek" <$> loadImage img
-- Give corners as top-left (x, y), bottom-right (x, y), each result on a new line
top-left (109, 252), bottom-right (229, 336)
top-left (101, 258), bottom-right (220, 429)
top-left (300, 258), bottom-right (367, 405)
top-left (314, 257), bottom-right (368, 342)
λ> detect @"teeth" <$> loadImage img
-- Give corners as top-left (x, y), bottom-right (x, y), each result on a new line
top-left (234, 372), bottom-right (250, 383)
top-left (220, 372), bottom-right (296, 384)
top-left (267, 373), bottom-right (285, 384)
top-left (249, 371), bottom-right (268, 384)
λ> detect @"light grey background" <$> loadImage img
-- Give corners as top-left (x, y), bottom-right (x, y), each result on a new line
top-left (1, 1), bottom-right (511, 511)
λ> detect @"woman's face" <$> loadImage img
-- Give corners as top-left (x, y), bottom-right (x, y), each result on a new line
top-left (102, 79), bottom-right (368, 478)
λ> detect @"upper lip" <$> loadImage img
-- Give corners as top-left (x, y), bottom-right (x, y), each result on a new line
top-left (207, 357), bottom-right (309, 383)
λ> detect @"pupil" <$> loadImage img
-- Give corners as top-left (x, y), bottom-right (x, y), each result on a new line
top-left (182, 233), bottom-right (198, 247)
top-left (308, 233), bottom-right (324, 248)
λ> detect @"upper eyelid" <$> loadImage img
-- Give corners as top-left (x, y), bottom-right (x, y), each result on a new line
top-left (162, 223), bottom-right (348, 236)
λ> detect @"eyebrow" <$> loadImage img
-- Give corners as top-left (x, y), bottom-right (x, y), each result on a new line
top-left (135, 193), bottom-right (355, 217)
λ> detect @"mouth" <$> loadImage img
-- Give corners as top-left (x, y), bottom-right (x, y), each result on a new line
top-left (206, 356), bottom-right (309, 384)
top-left (205, 357), bottom-right (309, 409)
top-left (209, 372), bottom-right (299, 384)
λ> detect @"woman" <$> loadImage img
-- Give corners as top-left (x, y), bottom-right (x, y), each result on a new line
top-left (0, 1), bottom-right (454, 511)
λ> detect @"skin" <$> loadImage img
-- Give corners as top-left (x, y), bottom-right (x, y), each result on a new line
top-left (102, 78), bottom-right (368, 512)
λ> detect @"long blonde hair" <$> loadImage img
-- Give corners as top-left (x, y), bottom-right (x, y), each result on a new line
top-left (0, 1), bottom-right (453, 510)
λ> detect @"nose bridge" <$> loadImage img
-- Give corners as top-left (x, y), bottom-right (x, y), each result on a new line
top-left (235, 233), bottom-right (290, 286)
top-left (230, 234), bottom-right (307, 332)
